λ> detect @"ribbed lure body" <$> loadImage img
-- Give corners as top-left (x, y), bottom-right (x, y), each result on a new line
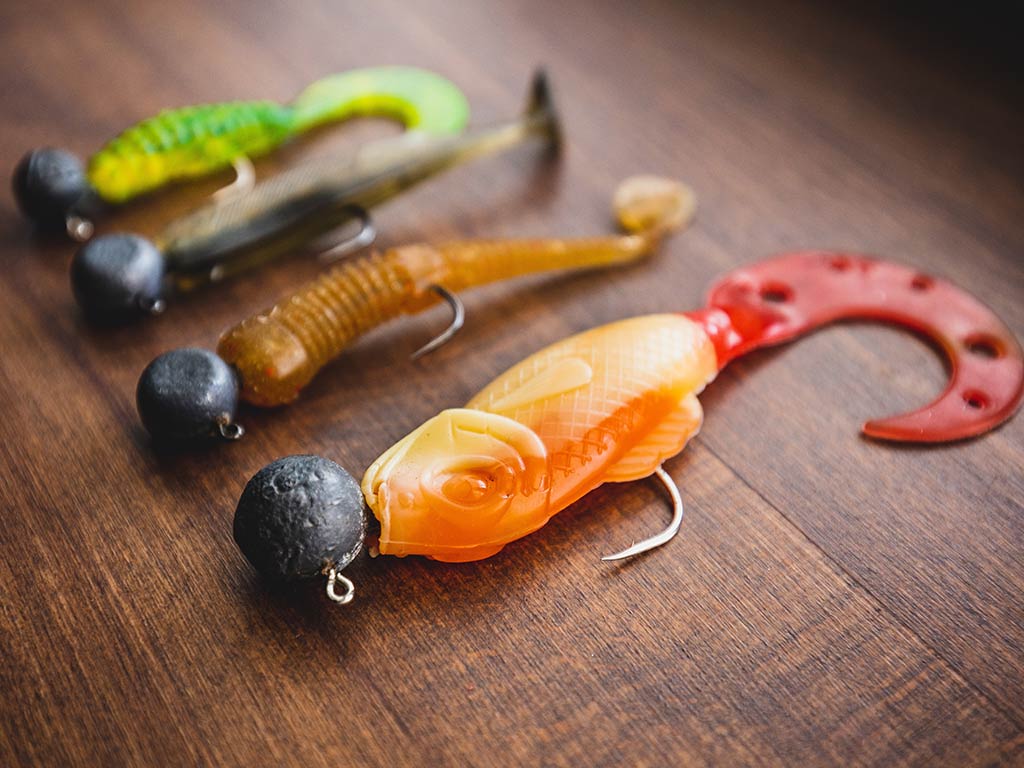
top-left (86, 67), bottom-right (470, 203)
top-left (215, 173), bottom-right (691, 407)
top-left (88, 101), bottom-right (292, 204)
top-left (361, 315), bottom-right (719, 562)
top-left (217, 234), bottom-right (657, 407)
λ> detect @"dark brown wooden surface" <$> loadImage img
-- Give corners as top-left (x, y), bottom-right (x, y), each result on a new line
top-left (1, 1), bottom-right (1022, 765)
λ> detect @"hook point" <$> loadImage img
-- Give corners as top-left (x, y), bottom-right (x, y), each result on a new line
top-left (410, 285), bottom-right (465, 360)
top-left (317, 206), bottom-right (377, 263)
top-left (213, 156), bottom-right (255, 202)
top-left (602, 466), bottom-right (684, 561)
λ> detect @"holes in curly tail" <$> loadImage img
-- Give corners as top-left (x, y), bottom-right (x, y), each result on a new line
top-left (963, 390), bottom-right (989, 410)
top-left (910, 274), bottom-right (934, 292)
top-left (963, 333), bottom-right (1003, 360)
top-left (759, 281), bottom-right (793, 304)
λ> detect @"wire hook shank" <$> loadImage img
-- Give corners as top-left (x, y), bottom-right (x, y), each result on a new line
top-left (602, 466), bottom-right (684, 561)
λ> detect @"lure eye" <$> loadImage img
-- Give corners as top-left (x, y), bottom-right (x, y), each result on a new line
top-left (436, 460), bottom-right (516, 508)
top-left (441, 470), bottom-right (497, 505)
top-left (423, 455), bottom-right (519, 526)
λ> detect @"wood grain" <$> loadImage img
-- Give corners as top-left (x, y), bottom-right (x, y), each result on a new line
top-left (1, 0), bottom-right (1022, 765)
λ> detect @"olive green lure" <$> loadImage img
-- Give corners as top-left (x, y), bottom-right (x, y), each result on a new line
top-left (87, 67), bottom-right (470, 203)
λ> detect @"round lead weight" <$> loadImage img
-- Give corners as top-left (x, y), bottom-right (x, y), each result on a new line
top-left (12, 148), bottom-right (89, 231)
top-left (71, 234), bottom-right (165, 324)
top-left (233, 455), bottom-right (367, 583)
top-left (137, 348), bottom-right (240, 442)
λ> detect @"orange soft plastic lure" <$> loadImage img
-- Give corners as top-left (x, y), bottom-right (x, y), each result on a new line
top-left (362, 253), bottom-right (1024, 563)
top-left (138, 175), bottom-right (694, 443)
top-left (217, 176), bottom-right (695, 407)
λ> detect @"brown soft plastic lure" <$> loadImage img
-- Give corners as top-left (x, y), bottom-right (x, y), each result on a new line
top-left (217, 176), bottom-right (695, 406)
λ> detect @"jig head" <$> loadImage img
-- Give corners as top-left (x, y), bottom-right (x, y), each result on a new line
top-left (12, 67), bottom-right (469, 241)
top-left (70, 70), bottom-right (559, 325)
top-left (231, 251), bottom-right (1021, 604)
top-left (138, 175), bottom-right (695, 440)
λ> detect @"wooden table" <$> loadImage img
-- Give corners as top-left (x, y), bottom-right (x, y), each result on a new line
top-left (2, 1), bottom-right (1021, 764)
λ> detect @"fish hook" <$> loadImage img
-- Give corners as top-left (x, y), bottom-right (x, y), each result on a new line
top-left (316, 206), bottom-right (378, 263)
top-left (686, 251), bottom-right (1024, 442)
top-left (411, 285), bottom-right (466, 360)
top-left (212, 156), bottom-right (256, 202)
top-left (602, 466), bottom-right (684, 561)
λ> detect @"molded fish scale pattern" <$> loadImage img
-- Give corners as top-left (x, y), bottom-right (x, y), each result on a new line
top-left (361, 315), bottom-right (719, 561)
top-left (470, 315), bottom-right (714, 467)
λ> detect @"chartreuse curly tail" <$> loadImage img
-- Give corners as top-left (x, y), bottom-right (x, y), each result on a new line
top-left (87, 67), bottom-right (470, 204)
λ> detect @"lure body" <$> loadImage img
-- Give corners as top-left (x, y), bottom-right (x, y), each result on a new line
top-left (73, 71), bottom-right (557, 325)
top-left (231, 252), bottom-right (1022, 602)
top-left (216, 176), bottom-right (693, 406)
top-left (218, 234), bottom-right (663, 407)
top-left (362, 315), bottom-right (717, 561)
top-left (86, 67), bottom-right (470, 203)
top-left (156, 70), bottom-right (558, 287)
top-left (361, 252), bottom-right (1024, 563)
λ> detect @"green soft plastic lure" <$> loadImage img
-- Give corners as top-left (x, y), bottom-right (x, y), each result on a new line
top-left (69, 70), bottom-right (560, 326)
top-left (13, 67), bottom-right (469, 238)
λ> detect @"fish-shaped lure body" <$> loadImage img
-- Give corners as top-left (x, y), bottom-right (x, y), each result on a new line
top-left (363, 250), bottom-right (1024, 564)
top-left (232, 251), bottom-right (1024, 603)
top-left (362, 314), bottom-right (717, 561)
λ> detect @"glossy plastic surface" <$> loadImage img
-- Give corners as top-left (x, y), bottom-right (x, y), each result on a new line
top-left (688, 251), bottom-right (1024, 442)
top-left (360, 250), bottom-right (1023, 562)
top-left (217, 176), bottom-right (694, 406)
top-left (86, 67), bottom-right (469, 203)
top-left (361, 314), bottom-right (718, 561)
top-left (159, 70), bottom-right (558, 285)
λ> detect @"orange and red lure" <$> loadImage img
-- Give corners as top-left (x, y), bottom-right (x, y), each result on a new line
top-left (362, 253), bottom-right (1024, 563)
top-left (234, 250), bottom-right (1023, 604)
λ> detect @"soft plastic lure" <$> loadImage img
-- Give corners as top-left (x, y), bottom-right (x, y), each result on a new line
top-left (12, 67), bottom-right (469, 239)
top-left (231, 252), bottom-right (1023, 601)
top-left (218, 175), bottom-right (694, 407)
top-left (136, 176), bottom-right (695, 439)
top-left (71, 71), bottom-right (556, 325)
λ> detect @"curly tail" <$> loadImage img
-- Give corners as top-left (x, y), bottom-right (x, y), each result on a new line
top-left (290, 66), bottom-right (470, 136)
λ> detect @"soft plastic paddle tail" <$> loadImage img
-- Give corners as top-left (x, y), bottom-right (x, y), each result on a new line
top-left (685, 251), bottom-right (1023, 442)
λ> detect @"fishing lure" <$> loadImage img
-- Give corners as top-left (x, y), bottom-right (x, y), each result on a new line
top-left (136, 176), bottom-right (695, 440)
top-left (12, 67), bottom-right (469, 239)
top-left (70, 70), bottom-right (556, 325)
top-left (231, 252), bottom-right (1023, 601)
